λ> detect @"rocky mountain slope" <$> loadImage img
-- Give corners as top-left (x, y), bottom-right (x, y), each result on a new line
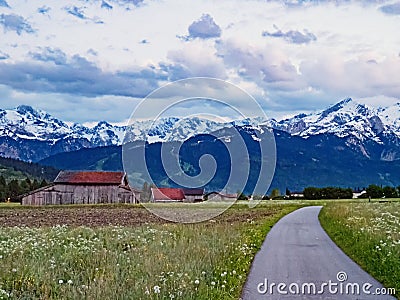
top-left (0, 98), bottom-right (399, 162)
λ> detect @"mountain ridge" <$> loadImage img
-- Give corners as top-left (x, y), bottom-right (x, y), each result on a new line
top-left (0, 98), bottom-right (399, 162)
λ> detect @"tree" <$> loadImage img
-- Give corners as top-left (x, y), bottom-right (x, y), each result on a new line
top-left (237, 191), bottom-right (248, 200)
top-left (32, 179), bottom-right (40, 190)
top-left (7, 179), bottom-right (21, 200)
top-left (141, 182), bottom-right (152, 202)
top-left (20, 178), bottom-right (31, 194)
top-left (366, 184), bottom-right (383, 198)
top-left (40, 179), bottom-right (48, 188)
top-left (303, 187), bottom-right (321, 200)
top-left (270, 188), bottom-right (280, 199)
top-left (285, 188), bottom-right (291, 196)
top-left (0, 175), bottom-right (6, 201)
top-left (0, 175), bottom-right (6, 187)
top-left (382, 186), bottom-right (397, 198)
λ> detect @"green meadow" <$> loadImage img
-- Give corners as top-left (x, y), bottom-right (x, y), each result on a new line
top-left (0, 200), bottom-right (399, 299)
top-left (320, 201), bottom-right (400, 299)
top-left (0, 203), bottom-right (302, 299)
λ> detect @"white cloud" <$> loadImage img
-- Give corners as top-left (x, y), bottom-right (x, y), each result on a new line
top-left (0, 0), bottom-right (399, 121)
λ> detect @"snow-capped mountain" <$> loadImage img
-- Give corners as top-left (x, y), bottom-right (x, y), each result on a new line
top-left (0, 105), bottom-right (125, 146)
top-left (0, 99), bottom-right (399, 162)
top-left (0, 105), bottom-right (264, 146)
top-left (267, 98), bottom-right (400, 142)
top-left (0, 105), bottom-right (265, 161)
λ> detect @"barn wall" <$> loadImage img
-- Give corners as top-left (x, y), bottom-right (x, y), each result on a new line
top-left (22, 184), bottom-right (137, 205)
top-left (207, 194), bottom-right (223, 201)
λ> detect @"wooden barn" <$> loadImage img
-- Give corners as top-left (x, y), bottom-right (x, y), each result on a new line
top-left (22, 171), bottom-right (140, 205)
top-left (182, 188), bottom-right (204, 202)
top-left (205, 192), bottom-right (237, 201)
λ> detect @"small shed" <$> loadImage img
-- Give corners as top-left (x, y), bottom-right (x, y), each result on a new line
top-left (205, 192), bottom-right (237, 201)
top-left (151, 188), bottom-right (185, 203)
top-left (182, 188), bottom-right (204, 202)
top-left (22, 171), bottom-right (140, 205)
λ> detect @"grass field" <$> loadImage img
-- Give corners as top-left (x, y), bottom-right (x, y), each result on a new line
top-left (320, 201), bottom-right (400, 299)
top-left (0, 203), bottom-right (304, 299)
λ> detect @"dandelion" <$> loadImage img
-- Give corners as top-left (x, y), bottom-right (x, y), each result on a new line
top-left (11, 268), bottom-right (17, 273)
top-left (211, 281), bottom-right (216, 286)
top-left (67, 279), bottom-right (73, 284)
top-left (194, 279), bottom-right (200, 285)
top-left (58, 279), bottom-right (64, 284)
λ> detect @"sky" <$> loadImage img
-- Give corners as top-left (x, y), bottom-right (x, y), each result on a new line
top-left (0, 0), bottom-right (399, 125)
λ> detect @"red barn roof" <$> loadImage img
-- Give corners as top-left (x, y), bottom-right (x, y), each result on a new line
top-left (54, 171), bottom-right (126, 185)
top-left (151, 188), bottom-right (185, 201)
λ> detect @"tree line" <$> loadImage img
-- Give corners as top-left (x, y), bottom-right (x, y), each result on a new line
top-left (0, 157), bottom-right (59, 181)
top-left (365, 184), bottom-right (400, 199)
top-left (0, 176), bottom-right (48, 202)
top-left (302, 186), bottom-right (353, 200)
top-left (302, 185), bottom-right (400, 200)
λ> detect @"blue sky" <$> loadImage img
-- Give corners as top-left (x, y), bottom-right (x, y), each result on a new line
top-left (0, 0), bottom-right (399, 124)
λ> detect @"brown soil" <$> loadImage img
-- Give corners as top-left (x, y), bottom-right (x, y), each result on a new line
top-left (0, 204), bottom-right (279, 227)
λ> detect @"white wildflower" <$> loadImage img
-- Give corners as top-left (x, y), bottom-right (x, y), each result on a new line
top-left (153, 285), bottom-right (161, 294)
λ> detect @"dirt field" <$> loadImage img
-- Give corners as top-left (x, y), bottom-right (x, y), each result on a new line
top-left (0, 203), bottom-right (280, 227)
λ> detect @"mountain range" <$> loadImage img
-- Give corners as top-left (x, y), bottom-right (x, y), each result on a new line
top-left (1, 98), bottom-right (399, 161)
top-left (1, 99), bottom-right (399, 192)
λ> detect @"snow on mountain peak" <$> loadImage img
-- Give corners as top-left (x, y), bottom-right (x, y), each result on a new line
top-left (0, 99), bottom-right (399, 148)
top-left (272, 98), bottom-right (400, 142)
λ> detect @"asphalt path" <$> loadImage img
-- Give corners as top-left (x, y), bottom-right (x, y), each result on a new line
top-left (241, 206), bottom-right (396, 299)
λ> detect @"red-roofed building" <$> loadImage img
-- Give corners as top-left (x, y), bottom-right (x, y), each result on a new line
top-left (151, 188), bottom-right (185, 202)
top-left (54, 171), bottom-right (127, 185)
top-left (22, 171), bottom-right (141, 205)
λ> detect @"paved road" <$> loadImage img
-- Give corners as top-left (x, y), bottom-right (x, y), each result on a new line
top-left (241, 206), bottom-right (396, 299)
